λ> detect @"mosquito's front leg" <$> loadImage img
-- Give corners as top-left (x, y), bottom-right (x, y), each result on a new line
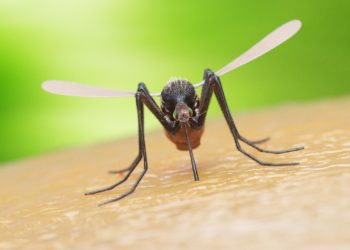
top-left (199, 69), bottom-right (303, 166)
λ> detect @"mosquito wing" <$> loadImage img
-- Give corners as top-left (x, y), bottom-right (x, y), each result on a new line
top-left (194, 20), bottom-right (302, 87)
top-left (42, 80), bottom-right (136, 98)
top-left (42, 80), bottom-right (163, 97)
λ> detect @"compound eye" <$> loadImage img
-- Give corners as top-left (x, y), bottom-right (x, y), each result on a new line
top-left (173, 110), bottom-right (178, 119)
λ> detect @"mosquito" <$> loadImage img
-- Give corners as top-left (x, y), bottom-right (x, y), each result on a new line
top-left (42, 20), bottom-right (304, 206)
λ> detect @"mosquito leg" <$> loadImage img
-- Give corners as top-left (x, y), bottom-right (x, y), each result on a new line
top-left (108, 162), bottom-right (137, 174)
top-left (108, 167), bottom-right (133, 174)
top-left (86, 82), bottom-right (175, 202)
top-left (98, 165), bottom-right (147, 206)
top-left (96, 83), bottom-right (177, 204)
top-left (201, 69), bottom-right (301, 166)
top-left (132, 83), bottom-right (177, 132)
top-left (194, 72), bottom-right (271, 148)
top-left (240, 136), bottom-right (270, 144)
top-left (85, 156), bottom-right (141, 195)
top-left (85, 100), bottom-right (144, 195)
top-left (98, 91), bottom-right (148, 206)
top-left (234, 139), bottom-right (299, 166)
top-left (108, 121), bottom-right (143, 174)
top-left (239, 135), bottom-right (304, 154)
top-left (199, 69), bottom-right (303, 155)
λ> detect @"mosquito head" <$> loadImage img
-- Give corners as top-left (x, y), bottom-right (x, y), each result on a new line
top-left (160, 78), bottom-right (197, 122)
top-left (173, 102), bottom-right (193, 123)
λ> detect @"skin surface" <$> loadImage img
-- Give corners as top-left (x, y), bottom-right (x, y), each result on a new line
top-left (1, 97), bottom-right (350, 249)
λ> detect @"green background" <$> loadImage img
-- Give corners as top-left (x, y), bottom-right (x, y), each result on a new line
top-left (0, 0), bottom-right (349, 164)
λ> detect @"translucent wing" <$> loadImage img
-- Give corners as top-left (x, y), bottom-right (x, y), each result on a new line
top-left (42, 80), bottom-right (163, 97)
top-left (42, 80), bottom-right (135, 98)
top-left (194, 20), bottom-right (302, 88)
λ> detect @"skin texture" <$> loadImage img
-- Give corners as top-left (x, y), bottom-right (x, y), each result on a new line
top-left (1, 97), bottom-right (350, 249)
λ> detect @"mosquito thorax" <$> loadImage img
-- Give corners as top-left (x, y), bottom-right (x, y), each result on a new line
top-left (160, 78), bottom-right (197, 120)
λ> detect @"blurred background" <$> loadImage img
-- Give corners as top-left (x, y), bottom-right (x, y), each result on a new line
top-left (0, 0), bottom-right (349, 164)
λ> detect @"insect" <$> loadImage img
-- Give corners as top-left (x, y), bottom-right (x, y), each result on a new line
top-left (43, 20), bottom-right (304, 206)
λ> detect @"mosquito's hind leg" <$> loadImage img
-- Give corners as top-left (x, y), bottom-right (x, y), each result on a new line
top-left (201, 69), bottom-right (302, 166)
top-left (201, 69), bottom-right (303, 155)
top-left (108, 166), bottom-right (133, 174)
top-left (239, 135), bottom-right (304, 154)
top-left (98, 90), bottom-right (149, 206)
top-left (195, 71), bottom-right (267, 145)
top-left (239, 135), bottom-right (270, 145)
top-left (91, 83), bottom-right (175, 205)
top-left (85, 91), bottom-right (145, 197)
top-left (234, 139), bottom-right (299, 166)
top-left (108, 128), bottom-right (143, 174)
top-left (85, 155), bottom-right (141, 195)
